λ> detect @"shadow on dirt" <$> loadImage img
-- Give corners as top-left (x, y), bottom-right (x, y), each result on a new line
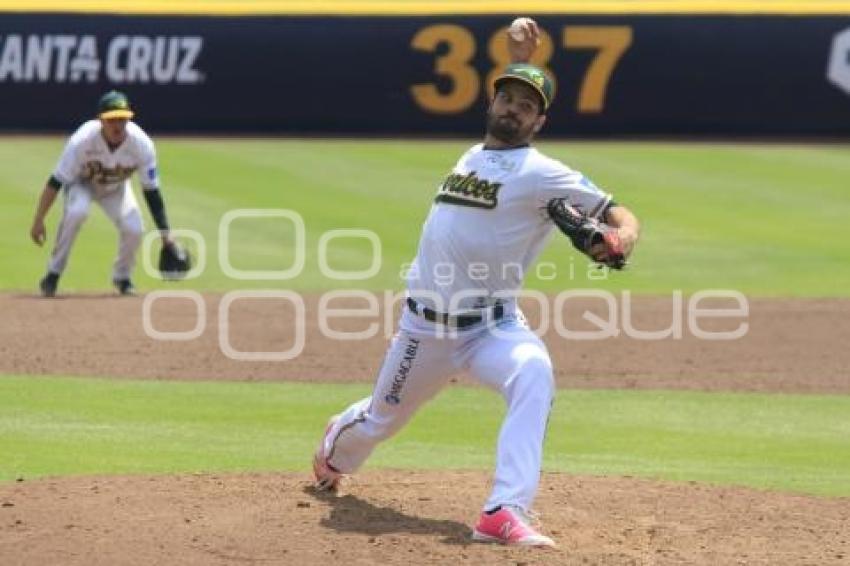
top-left (305, 485), bottom-right (471, 545)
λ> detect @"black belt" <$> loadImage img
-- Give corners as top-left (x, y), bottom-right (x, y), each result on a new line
top-left (406, 297), bottom-right (504, 329)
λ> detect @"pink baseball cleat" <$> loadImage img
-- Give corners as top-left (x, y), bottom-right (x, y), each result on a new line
top-left (312, 415), bottom-right (342, 491)
top-left (472, 505), bottom-right (556, 547)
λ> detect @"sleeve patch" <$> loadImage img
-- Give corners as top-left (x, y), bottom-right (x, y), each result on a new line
top-left (580, 176), bottom-right (600, 192)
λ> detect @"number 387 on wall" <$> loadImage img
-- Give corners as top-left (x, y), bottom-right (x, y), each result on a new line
top-left (411, 24), bottom-right (632, 115)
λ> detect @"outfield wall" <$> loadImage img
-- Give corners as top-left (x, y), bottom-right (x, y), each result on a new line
top-left (0, 11), bottom-right (849, 136)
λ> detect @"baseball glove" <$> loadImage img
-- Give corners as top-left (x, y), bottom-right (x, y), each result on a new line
top-left (159, 241), bottom-right (193, 280)
top-left (547, 198), bottom-right (626, 269)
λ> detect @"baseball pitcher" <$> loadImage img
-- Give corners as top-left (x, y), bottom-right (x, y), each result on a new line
top-left (30, 90), bottom-right (184, 296)
top-left (313, 18), bottom-right (640, 547)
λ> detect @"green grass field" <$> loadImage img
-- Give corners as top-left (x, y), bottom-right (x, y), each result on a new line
top-left (2, 376), bottom-right (848, 497)
top-left (1, 138), bottom-right (848, 498)
top-left (2, 139), bottom-right (849, 295)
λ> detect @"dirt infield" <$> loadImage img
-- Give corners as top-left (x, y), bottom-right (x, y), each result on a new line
top-left (2, 471), bottom-right (847, 565)
top-left (2, 291), bottom-right (849, 564)
top-left (2, 292), bottom-right (849, 393)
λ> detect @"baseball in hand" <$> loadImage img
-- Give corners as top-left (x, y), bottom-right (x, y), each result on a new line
top-left (508, 18), bottom-right (532, 41)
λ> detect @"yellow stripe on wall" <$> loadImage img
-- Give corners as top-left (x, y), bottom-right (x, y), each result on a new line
top-left (1, 1), bottom-right (850, 16)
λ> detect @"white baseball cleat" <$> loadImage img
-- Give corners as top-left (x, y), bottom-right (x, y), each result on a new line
top-left (472, 505), bottom-right (556, 547)
top-left (312, 414), bottom-right (342, 491)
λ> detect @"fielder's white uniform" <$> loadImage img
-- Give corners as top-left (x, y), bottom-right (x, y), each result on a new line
top-left (47, 119), bottom-right (159, 281)
top-left (322, 144), bottom-right (611, 512)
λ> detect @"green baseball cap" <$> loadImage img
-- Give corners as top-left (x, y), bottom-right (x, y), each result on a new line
top-left (493, 63), bottom-right (555, 111)
top-left (97, 90), bottom-right (134, 120)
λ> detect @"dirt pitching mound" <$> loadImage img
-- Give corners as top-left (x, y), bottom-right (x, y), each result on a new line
top-left (2, 293), bottom-right (849, 393)
top-left (1, 471), bottom-right (847, 565)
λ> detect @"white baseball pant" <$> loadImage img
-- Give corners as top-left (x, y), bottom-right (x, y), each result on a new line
top-left (322, 306), bottom-right (555, 512)
top-left (47, 182), bottom-right (144, 281)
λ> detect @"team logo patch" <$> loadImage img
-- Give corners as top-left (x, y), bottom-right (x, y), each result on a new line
top-left (435, 170), bottom-right (503, 209)
top-left (81, 160), bottom-right (136, 185)
top-left (530, 69), bottom-right (545, 87)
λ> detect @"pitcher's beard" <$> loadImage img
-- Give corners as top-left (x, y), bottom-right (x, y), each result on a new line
top-left (486, 113), bottom-right (523, 144)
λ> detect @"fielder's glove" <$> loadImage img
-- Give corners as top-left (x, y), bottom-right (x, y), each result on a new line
top-left (547, 198), bottom-right (626, 270)
top-left (159, 241), bottom-right (193, 280)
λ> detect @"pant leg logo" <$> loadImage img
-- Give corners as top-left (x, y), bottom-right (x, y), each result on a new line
top-left (384, 337), bottom-right (420, 406)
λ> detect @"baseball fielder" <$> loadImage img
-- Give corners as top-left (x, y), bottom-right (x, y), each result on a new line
top-left (30, 90), bottom-right (176, 296)
top-left (313, 18), bottom-right (640, 546)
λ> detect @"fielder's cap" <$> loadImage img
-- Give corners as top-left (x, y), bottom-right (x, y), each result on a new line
top-left (493, 63), bottom-right (555, 111)
top-left (97, 90), bottom-right (134, 120)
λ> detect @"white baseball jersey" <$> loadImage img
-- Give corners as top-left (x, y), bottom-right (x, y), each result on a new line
top-left (407, 143), bottom-right (611, 312)
top-left (53, 120), bottom-right (159, 197)
top-left (321, 142), bottom-right (618, 516)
